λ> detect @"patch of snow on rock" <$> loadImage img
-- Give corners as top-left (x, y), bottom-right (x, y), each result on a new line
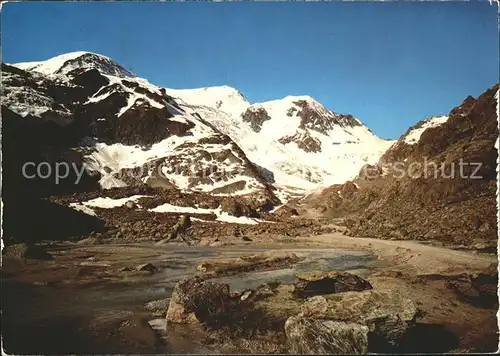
top-left (404, 116), bottom-right (449, 145)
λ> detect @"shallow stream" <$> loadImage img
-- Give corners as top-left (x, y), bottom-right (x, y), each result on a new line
top-left (3, 244), bottom-right (375, 354)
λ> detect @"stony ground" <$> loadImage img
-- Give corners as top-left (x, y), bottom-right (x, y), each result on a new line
top-left (2, 226), bottom-right (497, 354)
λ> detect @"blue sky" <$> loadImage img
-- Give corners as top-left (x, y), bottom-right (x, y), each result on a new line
top-left (2, 2), bottom-right (498, 139)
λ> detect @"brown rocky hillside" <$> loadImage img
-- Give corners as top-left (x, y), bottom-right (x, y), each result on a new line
top-left (302, 84), bottom-right (499, 251)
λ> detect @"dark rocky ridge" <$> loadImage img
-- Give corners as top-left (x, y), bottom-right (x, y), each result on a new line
top-left (277, 99), bottom-right (365, 153)
top-left (3, 61), bottom-right (198, 147)
top-left (1, 57), bottom-right (280, 244)
top-left (1, 106), bottom-right (105, 245)
top-left (279, 130), bottom-right (322, 153)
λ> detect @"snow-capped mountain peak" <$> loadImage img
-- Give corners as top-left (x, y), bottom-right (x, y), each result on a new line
top-left (12, 51), bottom-right (135, 78)
top-left (165, 85), bottom-right (250, 117)
top-left (5, 51), bottom-right (394, 200)
top-left (246, 94), bottom-right (367, 138)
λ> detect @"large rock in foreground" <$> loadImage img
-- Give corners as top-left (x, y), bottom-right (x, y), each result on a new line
top-left (293, 271), bottom-right (373, 298)
top-left (298, 290), bottom-right (418, 348)
top-left (285, 316), bottom-right (369, 354)
top-left (166, 277), bottom-right (231, 325)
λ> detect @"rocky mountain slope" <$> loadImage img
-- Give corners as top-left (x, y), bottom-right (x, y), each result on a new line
top-left (298, 84), bottom-right (499, 250)
top-left (4, 53), bottom-right (275, 198)
top-left (2, 51), bottom-right (390, 243)
top-left (5, 51), bottom-right (391, 196)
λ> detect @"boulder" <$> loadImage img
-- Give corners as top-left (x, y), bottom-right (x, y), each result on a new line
top-left (339, 181), bottom-right (359, 199)
top-left (299, 295), bottom-right (329, 317)
top-left (275, 205), bottom-right (299, 219)
top-left (293, 271), bottom-right (373, 298)
top-left (166, 277), bottom-right (231, 325)
top-left (220, 198), bottom-right (259, 218)
top-left (168, 215), bottom-right (192, 242)
top-left (299, 290), bottom-right (418, 347)
top-left (220, 199), bottom-right (244, 217)
top-left (285, 316), bottom-right (369, 354)
top-left (125, 200), bottom-right (137, 209)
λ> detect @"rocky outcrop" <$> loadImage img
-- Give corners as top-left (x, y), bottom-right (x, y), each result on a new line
top-left (298, 290), bottom-right (418, 348)
top-left (339, 181), bottom-right (359, 199)
top-left (220, 198), bottom-right (259, 218)
top-left (114, 133), bottom-right (280, 200)
top-left (241, 107), bottom-right (271, 132)
top-left (285, 316), bottom-right (369, 354)
top-left (274, 205), bottom-right (299, 218)
top-left (336, 113), bottom-right (363, 128)
top-left (292, 100), bottom-right (362, 135)
top-left (2, 64), bottom-right (77, 125)
top-left (210, 180), bottom-right (247, 194)
top-left (294, 100), bottom-right (336, 135)
top-left (166, 277), bottom-right (232, 325)
top-left (358, 164), bottom-right (383, 180)
top-left (82, 86), bottom-right (194, 146)
top-left (293, 271), bottom-right (373, 298)
top-left (164, 271), bottom-right (419, 353)
top-left (279, 129), bottom-right (322, 153)
top-left (114, 101), bottom-right (191, 146)
top-left (68, 68), bottom-right (110, 98)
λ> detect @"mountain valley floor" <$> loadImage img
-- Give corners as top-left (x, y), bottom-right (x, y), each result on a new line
top-left (2, 225), bottom-right (497, 354)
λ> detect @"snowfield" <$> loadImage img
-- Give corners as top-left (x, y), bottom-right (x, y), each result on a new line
top-left (70, 197), bottom-right (265, 225)
top-left (150, 203), bottom-right (266, 225)
top-left (69, 195), bottom-right (150, 216)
